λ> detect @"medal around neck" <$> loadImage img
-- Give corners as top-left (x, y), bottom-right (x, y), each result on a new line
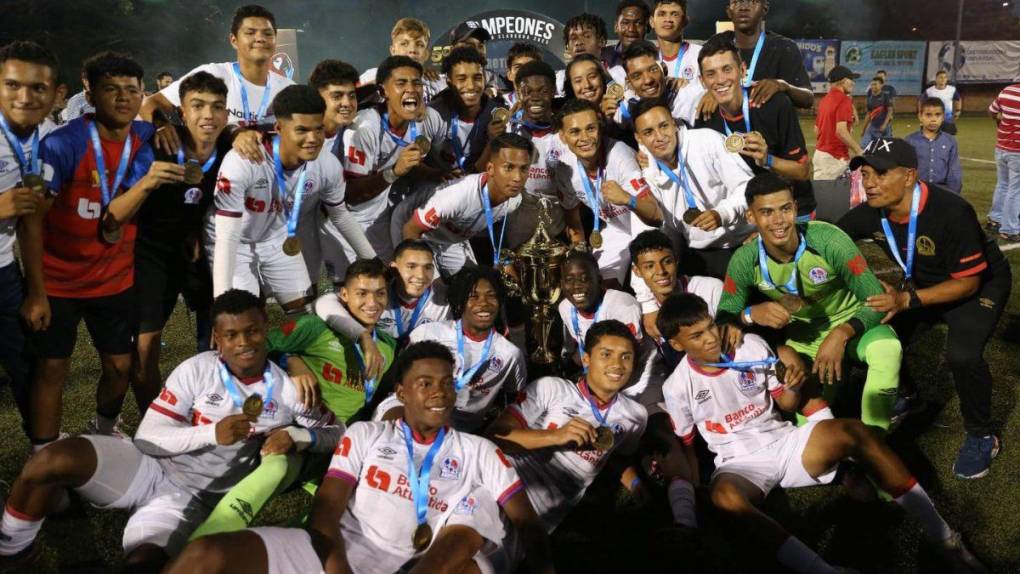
top-left (491, 107), bottom-right (511, 125)
top-left (183, 161), bottom-right (204, 185)
top-left (593, 425), bottom-right (615, 451)
top-left (282, 236), bottom-right (303, 256)
top-left (412, 522), bottom-right (433, 552)
top-left (724, 133), bottom-right (745, 153)
top-left (21, 174), bottom-right (45, 195)
top-left (589, 229), bottom-right (603, 249)
top-left (414, 135), bottom-right (431, 156)
top-left (243, 393), bottom-right (264, 418)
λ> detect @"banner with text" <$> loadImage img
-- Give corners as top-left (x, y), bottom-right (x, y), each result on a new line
top-left (927, 41), bottom-right (1020, 83)
top-left (796, 39), bottom-right (840, 93)
top-left (841, 41), bottom-right (926, 95)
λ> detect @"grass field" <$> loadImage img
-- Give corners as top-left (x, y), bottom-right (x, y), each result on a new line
top-left (1, 114), bottom-right (1018, 573)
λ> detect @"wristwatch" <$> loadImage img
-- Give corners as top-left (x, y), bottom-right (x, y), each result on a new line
top-left (382, 166), bottom-right (398, 184)
top-left (907, 286), bottom-right (922, 309)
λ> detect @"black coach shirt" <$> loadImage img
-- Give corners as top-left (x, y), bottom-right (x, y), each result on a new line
top-left (137, 125), bottom-right (231, 245)
top-left (837, 182), bottom-right (1009, 288)
top-left (707, 31), bottom-right (811, 92)
top-left (695, 91), bottom-right (816, 215)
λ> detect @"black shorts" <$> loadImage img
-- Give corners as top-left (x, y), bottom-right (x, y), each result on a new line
top-left (135, 238), bottom-right (213, 334)
top-left (35, 287), bottom-right (136, 359)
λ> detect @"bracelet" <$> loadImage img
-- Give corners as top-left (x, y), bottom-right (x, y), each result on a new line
top-left (382, 166), bottom-right (398, 184)
top-left (742, 306), bottom-right (753, 325)
top-left (628, 195), bottom-right (638, 210)
top-left (765, 153), bottom-right (773, 169)
top-left (630, 476), bottom-right (642, 491)
top-left (907, 287), bottom-right (923, 309)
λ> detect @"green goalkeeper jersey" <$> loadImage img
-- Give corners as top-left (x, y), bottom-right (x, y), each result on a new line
top-left (717, 221), bottom-right (885, 351)
top-left (268, 315), bottom-right (396, 422)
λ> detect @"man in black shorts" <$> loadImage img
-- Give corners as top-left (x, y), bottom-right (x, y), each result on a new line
top-left (132, 71), bottom-right (231, 409)
top-left (837, 138), bottom-right (1012, 480)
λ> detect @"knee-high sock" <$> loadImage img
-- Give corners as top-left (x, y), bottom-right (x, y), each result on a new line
top-left (856, 327), bottom-right (901, 430)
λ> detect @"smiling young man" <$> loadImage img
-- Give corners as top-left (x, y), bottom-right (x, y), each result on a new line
top-left (430, 47), bottom-right (501, 175)
top-left (555, 98), bottom-right (662, 285)
top-left (655, 292), bottom-right (985, 574)
top-left (0, 41), bottom-right (59, 430)
top-left (343, 55), bottom-right (447, 263)
top-left (499, 42), bottom-right (542, 106)
top-left (0, 290), bottom-right (341, 572)
top-left (207, 85), bottom-right (374, 312)
top-left (837, 138), bottom-right (1011, 479)
top-left (614, 40), bottom-right (705, 129)
top-left (556, 13), bottom-right (610, 97)
top-left (717, 172), bottom-right (903, 431)
top-left (374, 266), bottom-right (525, 433)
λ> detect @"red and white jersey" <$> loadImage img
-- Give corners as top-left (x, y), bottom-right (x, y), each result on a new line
top-left (662, 334), bottom-right (794, 465)
top-left (557, 289), bottom-right (643, 357)
top-left (506, 125), bottom-right (562, 203)
top-left (505, 377), bottom-right (647, 531)
top-left (408, 320), bottom-right (526, 432)
top-left (658, 41), bottom-right (702, 83)
top-left (411, 174), bottom-right (523, 247)
top-left (377, 278), bottom-right (452, 338)
top-left (140, 351), bottom-right (341, 493)
top-left (327, 420), bottom-right (522, 572)
top-left (342, 107), bottom-right (446, 226)
top-left (637, 274), bottom-right (723, 315)
top-left (614, 80), bottom-right (705, 130)
top-left (159, 62), bottom-right (294, 129)
top-left (205, 140), bottom-right (347, 245)
top-left (554, 139), bottom-right (651, 237)
top-left (0, 117), bottom-right (55, 267)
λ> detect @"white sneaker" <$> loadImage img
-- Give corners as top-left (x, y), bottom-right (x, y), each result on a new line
top-left (84, 416), bottom-right (128, 440)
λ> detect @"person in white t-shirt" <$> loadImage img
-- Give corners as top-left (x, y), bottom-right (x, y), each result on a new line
top-left (650, 0), bottom-right (701, 82)
top-left (0, 290), bottom-right (341, 572)
top-left (374, 266), bottom-right (526, 433)
top-left (924, 70), bottom-right (962, 135)
top-left (608, 40), bottom-right (705, 130)
top-left (652, 292), bottom-right (986, 574)
top-left (555, 98), bottom-right (663, 286)
top-left (169, 341), bottom-right (555, 574)
top-left (357, 18), bottom-right (447, 105)
top-left (398, 133), bottom-right (533, 275)
top-left (141, 5), bottom-right (294, 163)
top-left (207, 85), bottom-right (375, 312)
top-left (631, 97), bottom-right (755, 277)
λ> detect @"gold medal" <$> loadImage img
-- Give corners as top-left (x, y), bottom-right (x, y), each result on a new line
top-left (724, 133), bottom-right (745, 153)
top-left (21, 174), bottom-right (45, 195)
top-left (183, 161), bottom-right (204, 185)
top-left (774, 362), bottom-right (787, 384)
top-left (593, 426), bottom-right (615, 451)
top-left (749, 131), bottom-right (765, 143)
top-left (282, 236), bottom-right (302, 256)
top-left (682, 208), bottom-right (702, 225)
top-left (589, 229), bottom-right (603, 249)
top-left (491, 107), bottom-right (510, 125)
top-left (414, 135), bottom-right (431, 156)
top-left (605, 83), bottom-right (625, 101)
top-left (412, 522), bottom-right (433, 552)
top-left (243, 394), bottom-right (264, 418)
top-left (779, 293), bottom-right (805, 313)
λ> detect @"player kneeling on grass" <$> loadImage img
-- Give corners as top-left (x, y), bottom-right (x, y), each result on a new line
top-left (0, 289), bottom-right (341, 573)
top-left (652, 292), bottom-right (986, 574)
top-left (168, 341), bottom-right (554, 574)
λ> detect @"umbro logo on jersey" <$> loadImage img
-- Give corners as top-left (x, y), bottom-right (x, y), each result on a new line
top-left (563, 407), bottom-right (580, 417)
top-left (205, 393), bottom-right (224, 406)
top-left (254, 177), bottom-right (269, 189)
top-left (0, 159), bottom-right (9, 172)
top-left (695, 389), bottom-right (712, 403)
top-left (377, 446), bottom-right (398, 460)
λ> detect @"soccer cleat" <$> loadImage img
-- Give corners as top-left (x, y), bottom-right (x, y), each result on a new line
top-left (939, 532), bottom-right (988, 574)
top-left (84, 416), bottom-right (128, 440)
top-left (890, 392), bottom-right (925, 427)
top-left (952, 434), bottom-right (1000, 479)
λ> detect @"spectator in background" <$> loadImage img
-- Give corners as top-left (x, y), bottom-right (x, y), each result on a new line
top-left (905, 98), bottom-right (961, 194)
top-left (155, 71), bottom-right (173, 90)
top-left (985, 81), bottom-right (1020, 242)
top-left (59, 71), bottom-right (93, 123)
top-left (861, 76), bottom-right (894, 149)
top-left (924, 70), bottom-right (961, 135)
top-left (499, 42), bottom-right (542, 105)
top-left (813, 65), bottom-right (861, 180)
top-left (359, 18), bottom-right (446, 103)
top-left (876, 69), bottom-right (897, 105)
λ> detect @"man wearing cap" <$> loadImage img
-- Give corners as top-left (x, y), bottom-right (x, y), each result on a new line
top-left (813, 65), bottom-right (862, 180)
top-left (837, 138), bottom-right (1012, 479)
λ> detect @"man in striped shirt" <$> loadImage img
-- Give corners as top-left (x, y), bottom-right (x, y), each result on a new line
top-left (985, 82), bottom-right (1020, 242)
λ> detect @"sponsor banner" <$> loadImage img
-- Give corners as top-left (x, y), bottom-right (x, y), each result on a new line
top-left (796, 39), bottom-right (840, 93)
top-left (927, 41), bottom-right (1020, 84)
top-left (273, 28), bottom-right (300, 80)
top-left (842, 41), bottom-right (926, 95)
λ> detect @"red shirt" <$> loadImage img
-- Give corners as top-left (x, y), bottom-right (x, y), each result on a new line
top-left (989, 84), bottom-right (1020, 153)
top-left (815, 87), bottom-right (855, 160)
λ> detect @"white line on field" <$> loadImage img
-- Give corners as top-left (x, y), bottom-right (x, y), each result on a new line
top-left (961, 156), bottom-right (996, 165)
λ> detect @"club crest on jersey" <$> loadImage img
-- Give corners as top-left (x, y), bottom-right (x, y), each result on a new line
top-left (454, 494), bottom-right (478, 515)
top-left (683, 66), bottom-right (696, 80)
top-left (487, 356), bottom-right (503, 373)
top-left (547, 147), bottom-right (561, 162)
top-left (304, 179), bottom-right (315, 191)
top-left (439, 456), bottom-right (462, 480)
top-left (808, 267), bottom-right (829, 285)
top-left (183, 187), bottom-right (203, 205)
top-left (611, 423), bottom-right (624, 435)
top-left (263, 399), bottom-right (279, 418)
top-left (737, 370), bottom-right (762, 397)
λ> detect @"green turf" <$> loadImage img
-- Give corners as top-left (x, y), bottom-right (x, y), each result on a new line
top-left (1, 115), bottom-right (1017, 573)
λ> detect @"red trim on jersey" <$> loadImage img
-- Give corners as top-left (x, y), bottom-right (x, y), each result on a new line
top-left (215, 209), bottom-right (242, 218)
top-left (887, 183), bottom-right (930, 224)
top-left (769, 388), bottom-right (786, 399)
top-left (577, 378), bottom-right (616, 409)
top-left (462, 324), bottom-right (493, 343)
top-left (959, 252), bottom-right (983, 263)
top-left (412, 208), bottom-right (435, 232)
top-left (506, 405), bottom-right (529, 428)
top-left (150, 403), bottom-right (187, 422)
top-left (801, 400), bottom-right (830, 417)
top-left (4, 503), bottom-right (41, 522)
top-left (497, 480), bottom-right (525, 506)
top-left (401, 419), bottom-right (449, 444)
top-left (680, 430), bottom-right (696, 445)
top-left (951, 262), bottom-right (988, 279)
top-left (719, 108), bottom-right (745, 123)
top-left (886, 475), bottom-right (918, 499)
top-left (326, 469), bottom-right (359, 485)
top-left (688, 360), bottom-right (726, 378)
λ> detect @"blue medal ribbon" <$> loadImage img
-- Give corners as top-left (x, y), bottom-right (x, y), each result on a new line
top-left (659, 41), bottom-right (689, 79)
top-left (454, 320), bottom-right (494, 392)
top-left (353, 329), bottom-right (379, 402)
top-left (400, 420), bottom-right (447, 535)
top-left (449, 112), bottom-right (481, 170)
top-left (87, 121), bottom-right (133, 208)
top-left (480, 184), bottom-right (509, 266)
top-left (381, 112), bottom-right (419, 148)
top-left (743, 31), bottom-right (766, 88)
top-left (880, 183), bottom-right (922, 285)
top-left (217, 359), bottom-right (275, 413)
top-left (580, 379), bottom-right (615, 427)
top-left (578, 160), bottom-right (605, 235)
top-left (176, 147), bottom-right (218, 175)
top-left (656, 140), bottom-right (697, 214)
top-left (700, 353), bottom-right (778, 370)
top-left (721, 88), bottom-right (753, 136)
top-left (0, 111), bottom-right (40, 176)
top-left (758, 233), bottom-right (807, 295)
top-left (273, 135), bottom-right (308, 240)
top-left (231, 62), bottom-right (273, 126)
top-left (570, 299), bottom-right (604, 362)
top-left (394, 287), bottom-right (431, 339)
top-left (511, 109), bottom-right (551, 132)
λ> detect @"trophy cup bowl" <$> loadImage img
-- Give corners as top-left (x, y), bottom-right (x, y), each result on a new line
top-left (512, 198), bottom-right (568, 364)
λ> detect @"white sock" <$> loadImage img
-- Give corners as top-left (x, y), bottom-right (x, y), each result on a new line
top-left (806, 406), bottom-right (834, 422)
top-left (0, 506), bottom-right (43, 556)
top-left (776, 536), bottom-right (836, 574)
top-left (94, 412), bottom-right (119, 434)
top-left (892, 479), bottom-right (954, 542)
top-left (31, 438), bottom-right (57, 454)
top-left (667, 478), bottom-right (697, 528)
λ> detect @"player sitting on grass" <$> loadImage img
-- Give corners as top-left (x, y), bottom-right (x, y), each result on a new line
top-left (653, 292), bottom-right (986, 574)
top-left (187, 259), bottom-right (398, 540)
top-left (168, 341), bottom-right (554, 574)
top-left (0, 289), bottom-right (341, 573)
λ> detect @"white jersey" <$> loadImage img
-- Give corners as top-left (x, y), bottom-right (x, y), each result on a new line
top-left (206, 140), bottom-right (347, 245)
top-left (642, 126), bottom-right (755, 249)
top-left (557, 289), bottom-right (643, 357)
top-left (0, 117), bottom-right (55, 267)
top-left (314, 278), bottom-right (451, 340)
top-left (554, 138), bottom-right (650, 236)
top-left (658, 41), bottom-right (702, 83)
top-left (506, 377), bottom-right (647, 531)
top-left (638, 274), bottom-right (724, 315)
top-left (925, 84), bottom-right (959, 121)
top-left (504, 125), bottom-right (568, 248)
top-left (139, 351), bottom-right (341, 494)
top-left (327, 420), bottom-right (521, 573)
top-left (411, 173), bottom-right (523, 248)
top-left (614, 78), bottom-right (705, 129)
top-left (403, 320), bottom-right (526, 431)
top-left (662, 334), bottom-right (794, 465)
top-left (159, 62), bottom-right (294, 128)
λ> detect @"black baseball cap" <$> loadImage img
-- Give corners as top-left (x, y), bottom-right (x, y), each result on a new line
top-left (850, 138), bottom-right (918, 171)
top-left (453, 21), bottom-right (492, 44)
top-left (827, 65), bottom-right (861, 83)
